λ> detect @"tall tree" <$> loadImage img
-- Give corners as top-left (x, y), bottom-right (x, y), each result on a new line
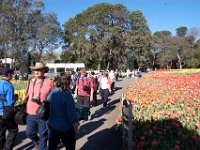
top-left (0, 0), bottom-right (62, 68)
top-left (148, 35), bottom-right (166, 70)
top-left (176, 26), bottom-right (187, 37)
top-left (153, 30), bottom-right (172, 38)
top-left (63, 3), bottom-right (129, 70)
top-left (126, 10), bottom-right (151, 70)
top-left (29, 12), bottom-right (62, 61)
top-left (192, 40), bottom-right (200, 67)
top-left (160, 36), bottom-right (193, 69)
top-left (0, 0), bottom-right (45, 67)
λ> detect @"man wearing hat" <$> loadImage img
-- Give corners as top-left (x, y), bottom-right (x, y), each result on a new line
top-left (0, 67), bottom-right (19, 150)
top-left (24, 62), bottom-right (54, 150)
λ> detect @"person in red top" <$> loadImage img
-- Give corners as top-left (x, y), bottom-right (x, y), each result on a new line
top-left (75, 69), bottom-right (94, 120)
top-left (23, 62), bottom-right (54, 150)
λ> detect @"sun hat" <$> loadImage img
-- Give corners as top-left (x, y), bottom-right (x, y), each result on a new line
top-left (0, 67), bottom-right (14, 76)
top-left (30, 62), bottom-right (49, 73)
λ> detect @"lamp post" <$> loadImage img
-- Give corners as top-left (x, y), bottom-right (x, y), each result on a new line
top-left (20, 50), bottom-right (29, 80)
top-left (125, 49), bottom-right (135, 78)
top-left (125, 49), bottom-right (135, 70)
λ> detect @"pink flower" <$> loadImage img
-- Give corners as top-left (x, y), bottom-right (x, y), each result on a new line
top-left (179, 111), bottom-right (184, 116)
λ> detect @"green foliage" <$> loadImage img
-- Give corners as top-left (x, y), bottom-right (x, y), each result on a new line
top-left (12, 80), bottom-right (27, 91)
top-left (126, 10), bottom-right (151, 70)
top-left (193, 42), bottom-right (200, 67)
top-left (153, 30), bottom-right (172, 38)
top-left (63, 3), bottom-right (129, 70)
top-left (176, 26), bottom-right (187, 37)
top-left (1, 2), bottom-right (199, 70)
top-left (0, 0), bottom-right (62, 68)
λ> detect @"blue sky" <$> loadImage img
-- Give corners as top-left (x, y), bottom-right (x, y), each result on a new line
top-left (43, 0), bottom-right (200, 37)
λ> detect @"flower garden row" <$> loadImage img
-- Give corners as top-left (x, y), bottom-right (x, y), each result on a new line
top-left (118, 69), bottom-right (200, 149)
top-left (12, 80), bottom-right (27, 107)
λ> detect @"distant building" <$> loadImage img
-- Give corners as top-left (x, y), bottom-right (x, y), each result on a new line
top-left (46, 63), bottom-right (85, 73)
top-left (0, 58), bottom-right (15, 69)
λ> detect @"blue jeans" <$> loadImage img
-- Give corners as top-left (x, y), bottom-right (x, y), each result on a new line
top-left (26, 115), bottom-right (48, 150)
top-left (48, 124), bottom-right (76, 150)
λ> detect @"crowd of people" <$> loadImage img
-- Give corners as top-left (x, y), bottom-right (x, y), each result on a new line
top-left (0, 62), bottom-right (121, 150)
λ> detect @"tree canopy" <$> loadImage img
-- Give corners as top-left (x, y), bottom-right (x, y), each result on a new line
top-left (0, 0), bottom-right (62, 68)
top-left (1, 1), bottom-right (199, 71)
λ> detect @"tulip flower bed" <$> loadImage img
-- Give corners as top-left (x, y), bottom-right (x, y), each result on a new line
top-left (119, 69), bottom-right (200, 149)
top-left (12, 80), bottom-right (27, 106)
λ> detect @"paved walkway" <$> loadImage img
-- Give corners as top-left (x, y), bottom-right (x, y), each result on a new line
top-left (13, 78), bottom-right (133, 150)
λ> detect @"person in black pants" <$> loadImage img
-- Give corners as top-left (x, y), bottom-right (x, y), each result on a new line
top-left (99, 71), bottom-right (112, 108)
top-left (0, 68), bottom-right (18, 150)
top-left (90, 72), bottom-right (99, 107)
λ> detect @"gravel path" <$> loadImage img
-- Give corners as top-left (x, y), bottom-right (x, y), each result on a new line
top-left (13, 78), bottom-right (133, 150)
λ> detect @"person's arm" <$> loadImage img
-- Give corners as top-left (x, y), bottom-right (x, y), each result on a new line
top-left (72, 122), bottom-right (79, 134)
top-left (99, 77), bottom-right (102, 89)
top-left (23, 79), bottom-right (31, 102)
top-left (5, 84), bottom-right (15, 106)
top-left (23, 94), bottom-right (29, 102)
top-left (75, 78), bottom-right (79, 96)
top-left (65, 92), bottom-right (79, 128)
top-left (89, 78), bottom-right (94, 101)
top-left (90, 88), bottom-right (94, 101)
top-left (108, 78), bottom-right (112, 93)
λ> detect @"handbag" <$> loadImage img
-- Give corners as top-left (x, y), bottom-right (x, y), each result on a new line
top-left (36, 101), bottom-right (50, 121)
top-left (15, 104), bottom-right (27, 125)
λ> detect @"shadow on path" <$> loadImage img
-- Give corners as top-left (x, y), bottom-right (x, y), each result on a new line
top-left (77, 118), bottom-right (106, 140)
top-left (80, 124), bottom-right (123, 150)
top-left (92, 99), bottom-right (120, 119)
top-left (14, 130), bottom-right (34, 150)
top-left (15, 142), bottom-right (34, 150)
top-left (14, 130), bottom-right (35, 150)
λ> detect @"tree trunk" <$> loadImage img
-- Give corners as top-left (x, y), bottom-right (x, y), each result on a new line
top-left (179, 62), bottom-right (182, 70)
top-left (177, 53), bottom-right (182, 70)
top-left (98, 63), bottom-right (101, 71)
top-left (107, 61), bottom-right (110, 70)
top-left (107, 48), bottom-right (112, 70)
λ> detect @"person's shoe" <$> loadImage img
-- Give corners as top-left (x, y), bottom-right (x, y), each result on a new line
top-left (103, 102), bottom-right (107, 107)
top-left (93, 103), bottom-right (97, 107)
top-left (88, 115), bottom-right (92, 120)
